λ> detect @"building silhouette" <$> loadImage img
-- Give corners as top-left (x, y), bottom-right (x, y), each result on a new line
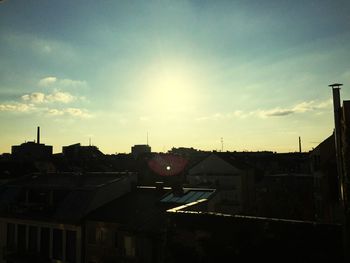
top-left (11, 127), bottom-right (52, 162)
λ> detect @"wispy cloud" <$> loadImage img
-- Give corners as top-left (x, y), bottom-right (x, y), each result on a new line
top-left (38, 76), bottom-right (86, 88)
top-left (38, 77), bottom-right (57, 87)
top-left (0, 103), bottom-right (35, 112)
top-left (47, 108), bottom-right (92, 118)
top-left (258, 99), bottom-right (332, 118)
top-left (22, 91), bottom-right (75, 104)
top-left (196, 99), bottom-right (332, 121)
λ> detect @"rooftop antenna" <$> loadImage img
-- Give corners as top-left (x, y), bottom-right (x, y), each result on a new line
top-left (299, 136), bottom-right (302, 153)
top-left (221, 137), bottom-right (224, 152)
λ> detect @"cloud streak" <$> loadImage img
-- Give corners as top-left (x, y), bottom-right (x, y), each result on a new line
top-left (258, 99), bottom-right (332, 118)
top-left (47, 108), bottom-right (92, 118)
top-left (0, 103), bottom-right (34, 112)
top-left (38, 76), bottom-right (86, 88)
top-left (22, 91), bottom-right (75, 104)
top-left (196, 99), bottom-right (332, 121)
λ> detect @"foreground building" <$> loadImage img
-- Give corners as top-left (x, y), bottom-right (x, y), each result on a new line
top-left (0, 172), bottom-right (136, 263)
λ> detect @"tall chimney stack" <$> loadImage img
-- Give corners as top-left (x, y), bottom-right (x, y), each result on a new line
top-left (37, 126), bottom-right (40, 144)
top-left (329, 83), bottom-right (344, 200)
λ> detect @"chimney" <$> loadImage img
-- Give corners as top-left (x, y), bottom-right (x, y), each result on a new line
top-left (329, 83), bottom-right (344, 201)
top-left (37, 126), bottom-right (40, 144)
top-left (299, 136), bottom-right (302, 153)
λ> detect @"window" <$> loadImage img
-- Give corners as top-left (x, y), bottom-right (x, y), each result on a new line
top-left (40, 227), bottom-right (50, 258)
top-left (17, 224), bottom-right (26, 251)
top-left (66, 230), bottom-right (76, 263)
top-left (96, 227), bottom-right (107, 244)
top-left (53, 229), bottom-right (63, 260)
top-left (114, 232), bottom-right (118, 248)
top-left (87, 226), bottom-right (96, 244)
top-left (6, 223), bottom-right (15, 249)
top-left (28, 226), bottom-right (38, 252)
top-left (124, 235), bottom-right (136, 257)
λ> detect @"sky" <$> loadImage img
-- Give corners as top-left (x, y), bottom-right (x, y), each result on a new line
top-left (0, 0), bottom-right (350, 154)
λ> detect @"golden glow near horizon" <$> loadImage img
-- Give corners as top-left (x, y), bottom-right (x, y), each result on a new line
top-left (142, 61), bottom-right (199, 115)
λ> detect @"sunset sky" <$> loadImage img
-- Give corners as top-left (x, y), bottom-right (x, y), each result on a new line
top-left (1, 0), bottom-right (350, 154)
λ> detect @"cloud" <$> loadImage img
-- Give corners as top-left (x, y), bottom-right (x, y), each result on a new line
top-left (47, 108), bottom-right (92, 119)
top-left (38, 76), bottom-right (86, 88)
top-left (21, 92), bottom-right (46, 103)
top-left (38, 77), bottom-right (57, 87)
top-left (258, 99), bottom-right (332, 118)
top-left (259, 108), bottom-right (294, 117)
top-left (60, 78), bottom-right (87, 88)
top-left (0, 103), bottom-right (34, 112)
top-left (195, 99), bottom-right (332, 121)
top-left (46, 91), bottom-right (75, 103)
top-left (65, 108), bottom-right (91, 118)
top-left (21, 91), bottom-right (75, 104)
top-left (47, 109), bottom-right (64, 116)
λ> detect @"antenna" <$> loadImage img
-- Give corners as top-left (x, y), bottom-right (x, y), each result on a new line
top-left (299, 136), bottom-right (302, 153)
top-left (89, 137), bottom-right (91, 146)
top-left (221, 137), bottom-right (224, 152)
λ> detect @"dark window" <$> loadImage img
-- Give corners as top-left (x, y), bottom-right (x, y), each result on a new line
top-left (66, 230), bottom-right (76, 263)
top-left (40, 227), bottom-right (50, 258)
top-left (53, 229), bottom-right (63, 260)
top-left (6, 223), bottom-right (15, 249)
top-left (17, 224), bottom-right (26, 251)
top-left (115, 232), bottom-right (118, 248)
top-left (28, 226), bottom-right (38, 252)
top-left (87, 226), bottom-right (96, 244)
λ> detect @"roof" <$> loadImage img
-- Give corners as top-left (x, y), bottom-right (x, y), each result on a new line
top-left (6, 172), bottom-right (134, 190)
top-left (86, 186), bottom-right (172, 233)
top-left (0, 172), bottom-right (135, 223)
top-left (160, 189), bottom-right (215, 204)
top-left (86, 186), bottom-right (215, 233)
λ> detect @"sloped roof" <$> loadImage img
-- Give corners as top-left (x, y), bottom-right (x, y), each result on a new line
top-left (86, 187), bottom-right (172, 233)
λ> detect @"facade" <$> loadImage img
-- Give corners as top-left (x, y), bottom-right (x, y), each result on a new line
top-left (11, 127), bottom-right (53, 162)
top-left (131, 145), bottom-right (151, 159)
top-left (310, 134), bottom-right (341, 223)
top-left (12, 142), bottom-right (53, 162)
top-left (255, 173), bottom-right (315, 220)
top-left (0, 172), bottom-right (137, 263)
top-left (62, 143), bottom-right (104, 160)
top-left (186, 153), bottom-right (255, 214)
top-left (165, 200), bottom-right (343, 262)
top-left (84, 186), bottom-right (215, 263)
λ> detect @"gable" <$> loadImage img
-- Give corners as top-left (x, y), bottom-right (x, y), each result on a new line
top-left (189, 154), bottom-right (242, 175)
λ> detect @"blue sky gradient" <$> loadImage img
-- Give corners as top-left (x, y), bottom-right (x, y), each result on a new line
top-left (1, 0), bottom-right (350, 153)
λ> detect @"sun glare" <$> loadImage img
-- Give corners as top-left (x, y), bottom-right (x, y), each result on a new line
top-left (143, 62), bottom-right (198, 114)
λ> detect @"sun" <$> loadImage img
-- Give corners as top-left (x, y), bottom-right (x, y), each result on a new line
top-left (143, 61), bottom-right (198, 114)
